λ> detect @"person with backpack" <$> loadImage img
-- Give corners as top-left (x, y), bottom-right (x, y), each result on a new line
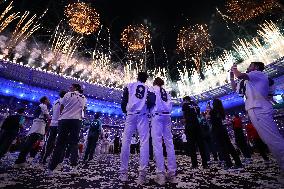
top-left (15, 96), bottom-right (50, 167)
top-left (83, 112), bottom-right (102, 162)
top-left (0, 108), bottom-right (25, 160)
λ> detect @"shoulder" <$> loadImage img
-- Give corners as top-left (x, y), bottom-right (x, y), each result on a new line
top-left (40, 103), bottom-right (47, 109)
top-left (53, 99), bottom-right (60, 105)
top-left (248, 71), bottom-right (267, 80)
top-left (63, 92), bottom-right (72, 98)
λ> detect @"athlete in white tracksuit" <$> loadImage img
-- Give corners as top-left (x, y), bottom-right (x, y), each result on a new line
top-left (149, 77), bottom-right (177, 185)
top-left (231, 62), bottom-right (284, 183)
top-left (120, 72), bottom-right (150, 184)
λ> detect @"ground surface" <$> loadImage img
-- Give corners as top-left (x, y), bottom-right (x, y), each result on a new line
top-left (0, 153), bottom-right (283, 189)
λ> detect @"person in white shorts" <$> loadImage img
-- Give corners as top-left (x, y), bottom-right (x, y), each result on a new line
top-left (231, 61), bottom-right (284, 184)
top-left (119, 72), bottom-right (150, 185)
top-left (148, 77), bottom-right (177, 185)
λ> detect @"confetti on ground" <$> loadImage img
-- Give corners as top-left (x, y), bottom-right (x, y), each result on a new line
top-left (0, 153), bottom-right (284, 188)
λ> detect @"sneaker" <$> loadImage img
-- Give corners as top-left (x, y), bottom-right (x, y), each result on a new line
top-left (70, 166), bottom-right (79, 176)
top-left (14, 162), bottom-right (28, 168)
top-left (45, 169), bottom-right (54, 177)
top-left (137, 174), bottom-right (147, 185)
top-left (167, 172), bottom-right (178, 184)
top-left (154, 173), bottom-right (166, 185)
top-left (54, 163), bottom-right (63, 171)
top-left (119, 173), bottom-right (128, 182)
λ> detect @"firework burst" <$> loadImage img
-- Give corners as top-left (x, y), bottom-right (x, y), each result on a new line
top-left (120, 24), bottom-right (151, 53)
top-left (177, 24), bottom-right (212, 70)
top-left (65, 2), bottom-right (100, 35)
top-left (225, 0), bottom-right (281, 22)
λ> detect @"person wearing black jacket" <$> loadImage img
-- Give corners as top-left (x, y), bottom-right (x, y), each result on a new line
top-left (182, 96), bottom-right (208, 169)
top-left (0, 108), bottom-right (25, 159)
top-left (210, 99), bottom-right (242, 169)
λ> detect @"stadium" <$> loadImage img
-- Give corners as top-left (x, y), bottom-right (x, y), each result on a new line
top-left (0, 0), bottom-right (284, 188)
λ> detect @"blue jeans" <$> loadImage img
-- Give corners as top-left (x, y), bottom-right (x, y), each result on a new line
top-left (48, 119), bottom-right (81, 170)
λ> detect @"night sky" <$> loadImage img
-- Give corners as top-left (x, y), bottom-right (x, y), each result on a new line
top-left (5, 0), bottom-right (283, 79)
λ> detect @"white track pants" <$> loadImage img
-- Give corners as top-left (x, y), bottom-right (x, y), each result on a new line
top-left (120, 114), bottom-right (149, 174)
top-left (151, 114), bottom-right (177, 174)
top-left (248, 105), bottom-right (284, 171)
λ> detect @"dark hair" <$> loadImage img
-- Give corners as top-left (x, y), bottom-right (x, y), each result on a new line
top-left (17, 108), bottom-right (25, 114)
top-left (183, 96), bottom-right (191, 102)
top-left (94, 112), bottom-right (101, 119)
top-left (251, 62), bottom-right (265, 71)
top-left (153, 77), bottom-right (164, 87)
top-left (40, 96), bottom-right (48, 103)
top-left (59, 90), bottom-right (67, 98)
top-left (72, 83), bottom-right (83, 94)
top-left (212, 98), bottom-right (225, 119)
top-left (137, 72), bottom-right (148, 83)
top-left (234, 114), bottom-right (239, 118)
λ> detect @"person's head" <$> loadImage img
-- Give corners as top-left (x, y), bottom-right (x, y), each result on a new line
top-left (153, 77), bottom-right (164, 87)
top-left (247, 62), bottom-right (265, 73)
top-left (212, 98), bottom-right (225, 118)
top-left (234, 114), bottom-right (239, 118)
top-left (40, 96), bottom-right (49, 105)
top-left (70, 83), bottom-right (83, 93)
top-left (137, 72), bottom-right (148, 83)
top-left (59, 90), bottom-right (67, 98)
top-left (17, 108), bottom-right (25, 115)
top-left (183, 96), bottom-right (191, 102)
top-left (94, 112), bottom-right (101, 119)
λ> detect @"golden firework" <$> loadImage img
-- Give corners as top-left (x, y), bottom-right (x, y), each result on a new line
top-left (0, 1), bottom-right (20, 33)
top-left (225, 0), bottom-right (280, 22)
top-left (7, 11), bottom-right (41, 50)
top-left (120, 24), bottom-right (151, 53)
top-left (177, 24), bottom-right (212, 70)
top-left (65, 2), bottom-right (100, 35)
